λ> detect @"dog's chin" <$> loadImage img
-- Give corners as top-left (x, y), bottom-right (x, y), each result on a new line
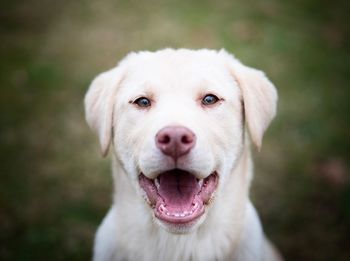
top-left (139, 169), bottom-right (218, 234)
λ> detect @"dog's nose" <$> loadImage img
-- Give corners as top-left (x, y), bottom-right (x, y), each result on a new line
top-left (156, 126), bottom-right (196, 160)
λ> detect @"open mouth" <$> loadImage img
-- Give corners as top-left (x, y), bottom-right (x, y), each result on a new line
top-left (139, 169), bottom-right (218, 224)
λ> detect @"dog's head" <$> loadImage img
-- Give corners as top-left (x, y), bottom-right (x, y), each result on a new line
top-left (85, 49), bottom-right (277, 233)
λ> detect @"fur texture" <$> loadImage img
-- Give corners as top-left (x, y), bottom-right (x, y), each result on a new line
top-left (84, 49), bottom-right (282, 261)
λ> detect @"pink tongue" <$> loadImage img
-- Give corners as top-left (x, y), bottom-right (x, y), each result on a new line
top-left (158, 170), bottom-right (200, 210)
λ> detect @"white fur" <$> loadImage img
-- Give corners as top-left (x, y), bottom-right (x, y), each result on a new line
top-left (84, 49), bottom-right (282, 261)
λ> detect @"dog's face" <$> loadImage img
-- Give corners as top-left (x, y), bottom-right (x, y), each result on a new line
top-left (85, 49), bottom-right (277, 233)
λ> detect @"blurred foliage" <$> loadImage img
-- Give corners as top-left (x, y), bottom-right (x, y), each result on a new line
top-left (0, 0), bottom-right (349, 260)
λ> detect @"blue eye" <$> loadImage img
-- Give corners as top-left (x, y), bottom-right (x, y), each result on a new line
top-left (134, 97), bottom-right (151, 107)
top-left (202, 94), bottom-right (219, 105)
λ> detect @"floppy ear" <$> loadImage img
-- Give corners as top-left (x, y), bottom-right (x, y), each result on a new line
top-left (84, 67), bottom-right (125, 157)
top-left (220, 50), bottom-right (278, 150)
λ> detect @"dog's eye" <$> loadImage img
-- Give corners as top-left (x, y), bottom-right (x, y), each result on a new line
top-left (202, 94), bottom-right (219, 106)
top-left (133, 97), bottom-right (151, 108)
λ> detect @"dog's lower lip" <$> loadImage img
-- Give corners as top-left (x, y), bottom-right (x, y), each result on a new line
top-left (139, 170), bottom-right (218, 225)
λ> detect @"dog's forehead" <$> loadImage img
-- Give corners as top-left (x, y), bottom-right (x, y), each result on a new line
top-left (120, 50), bottom-right (239, 98)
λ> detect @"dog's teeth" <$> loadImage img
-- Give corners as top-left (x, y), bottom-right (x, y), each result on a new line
top-left (198, 179), bottom-right (203, 187)
top-left (174, 213), bottom-right (180, 217)
top-left (154, 178), bottom-right (160, 189)
top-left (180, 213), bottom-right (185, 217)
top-left (159, 204), bottom-right (166, 212)
top-left (166, 212), bottom-right (170, 216)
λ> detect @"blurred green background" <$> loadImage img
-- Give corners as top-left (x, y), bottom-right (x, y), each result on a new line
top-left (1, 0), bottom-right (349, 260)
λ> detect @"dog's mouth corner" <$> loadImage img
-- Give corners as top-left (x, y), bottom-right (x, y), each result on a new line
top-left (139, 169), bottom-right (218, 225)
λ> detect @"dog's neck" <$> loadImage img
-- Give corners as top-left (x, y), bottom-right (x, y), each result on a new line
top-left (107, 144), bottom-right (263, 260)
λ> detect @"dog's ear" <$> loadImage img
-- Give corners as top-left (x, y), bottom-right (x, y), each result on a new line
top-left (220, 50), bottom-right (278, 150)
top-left (84, 66), bottom-right (125, 157)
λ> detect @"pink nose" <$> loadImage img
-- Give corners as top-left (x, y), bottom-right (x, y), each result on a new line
top-left (156, 126), bottom-right (196, 160)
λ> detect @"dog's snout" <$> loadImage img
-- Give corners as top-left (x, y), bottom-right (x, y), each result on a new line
top-left (156, 126), bottom-right (196, 160)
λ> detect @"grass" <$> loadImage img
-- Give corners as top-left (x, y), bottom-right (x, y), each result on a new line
top-left (0, 0), bottom-right (349, 260)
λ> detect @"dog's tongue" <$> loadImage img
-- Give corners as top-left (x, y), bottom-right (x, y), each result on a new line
top-left (158, 170), bottom-right (200, 211)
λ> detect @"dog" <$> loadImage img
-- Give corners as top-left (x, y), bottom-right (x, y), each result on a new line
top-left (84, 49), bottom-right (282, 261)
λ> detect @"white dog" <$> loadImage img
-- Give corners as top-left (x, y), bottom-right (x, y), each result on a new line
top-left (84, 49), bottom-right (282, 261)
